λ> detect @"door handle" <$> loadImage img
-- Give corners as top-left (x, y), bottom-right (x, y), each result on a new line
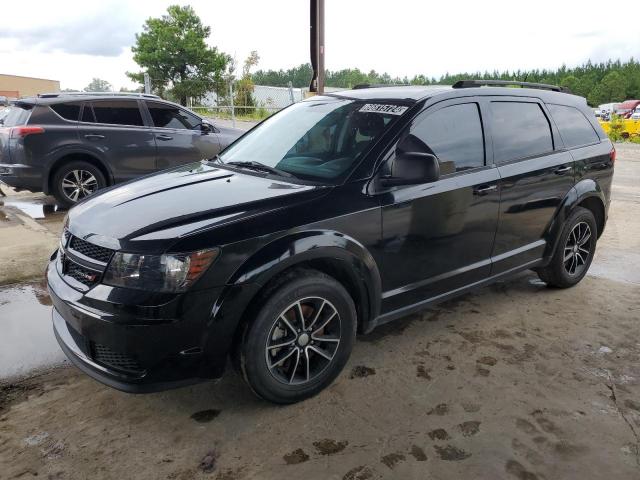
top-left (84, 134), bottom-right (105, 140)
top-left (554, 165), bottom-right (572, 174)
top-left (473, 184), bottom-right (498, 195)
top-left (157, 134), bottom-right (173, 141)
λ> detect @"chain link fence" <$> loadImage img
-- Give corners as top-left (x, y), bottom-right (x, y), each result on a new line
top-left (188, 79), bottom-right (308, 126)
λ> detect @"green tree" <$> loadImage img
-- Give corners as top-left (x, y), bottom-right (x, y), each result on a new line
top-left (127, 5), bottom-right (229, 105)
top-left (84, 78), bottom-right (112, 92)
top-left (251, 58), bottom-right (640, 107)
top-left (588, 71), bottom-right (628, 106)
top-left (119, 86), bottom-right (143, 93)
top-left (560, 75), bottom-right (579, 93)
top-left (234, 51), bottom-right (260, 114)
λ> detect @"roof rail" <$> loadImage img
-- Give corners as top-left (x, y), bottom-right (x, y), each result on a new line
top-left (37, 91), bottom-right (160, 99)
top-left (353, 83), bottom-right (410, 90)
top-left (452, 79), bottom-right (569, 93)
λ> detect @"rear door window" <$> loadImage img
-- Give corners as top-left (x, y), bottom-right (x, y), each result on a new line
top-left (401, 103), bottom-right (485, 174)
top-left (90, 100), bottom-right (144, 126)
top-left (547, 104), bottom-right (600, 148)
top-left (50, 102), bottom-right (81, 121)
top-left (490, 102), bottom-right (553, 163)
top-left (147, 102), bottom-right (201, 129)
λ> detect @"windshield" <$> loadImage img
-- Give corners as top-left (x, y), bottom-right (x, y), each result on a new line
top-left (218, 96), bottom-right (406, 182)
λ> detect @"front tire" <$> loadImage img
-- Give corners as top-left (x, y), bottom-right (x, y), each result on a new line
top-left (52, 161), bottom-right (106, 208)
top-left (238, 270), bottom-right (356, 404)
top-left (537, 207), bottom-right (597, 288)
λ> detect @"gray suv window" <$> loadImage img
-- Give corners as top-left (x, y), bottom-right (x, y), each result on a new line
top-left (87, 100), bottom-right (144, 126)
top-left (51, 102), bottom-right (81, 121)
top-left (548, 104), bottom-right (599, 148)
top-left (147, 102), bottom-right (200, 129)
top-left (491, 102), bottom-right (553, 163)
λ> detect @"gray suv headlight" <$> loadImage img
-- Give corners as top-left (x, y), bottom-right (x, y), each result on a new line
top-left (103, 248), bottom-right (219, 292)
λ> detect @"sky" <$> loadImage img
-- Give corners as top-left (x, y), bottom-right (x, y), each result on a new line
top-left (1, 0), bottom-right (638, 90)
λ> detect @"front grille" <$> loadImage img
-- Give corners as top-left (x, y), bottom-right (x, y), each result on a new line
top-left (65, 260), bottom-right (100, 287)
top-left (91, 342), bottom-right (143, 374)
top-left (69, 236), bottom-right (113, 263)
top-left (62, 228), bottom-right (70, 246)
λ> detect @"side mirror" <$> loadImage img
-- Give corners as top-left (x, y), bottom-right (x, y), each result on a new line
top-left (200, 121), bottom-right (215, 134)
top-left (380, 152), bottom-right (440, 187)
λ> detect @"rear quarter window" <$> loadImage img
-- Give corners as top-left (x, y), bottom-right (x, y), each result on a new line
top-left (50, 102), bottom-right (82, 121)
top-left (547, 104), bottom-right (600, 148)
top-left (490, 102), bottom-right (553, 163)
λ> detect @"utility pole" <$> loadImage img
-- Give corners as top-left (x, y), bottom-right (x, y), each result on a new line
top-left (309, 0), bottom-right (325, 94)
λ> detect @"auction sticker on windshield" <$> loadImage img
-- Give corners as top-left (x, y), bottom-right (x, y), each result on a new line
top-left (359, 104), bottom-right (408, 115)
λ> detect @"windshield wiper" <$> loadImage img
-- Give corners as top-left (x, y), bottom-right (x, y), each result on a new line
top-left (225, 160), bottom-right (295, 178)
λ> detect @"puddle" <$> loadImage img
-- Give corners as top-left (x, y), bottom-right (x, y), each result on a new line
top-left (0, 281), bottom-right (66, 380)
top-left (1, 197), bottom-right (66, 220)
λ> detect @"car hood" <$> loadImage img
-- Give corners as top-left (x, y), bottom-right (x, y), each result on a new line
top-left (67, 162), bottom-right (328, 253)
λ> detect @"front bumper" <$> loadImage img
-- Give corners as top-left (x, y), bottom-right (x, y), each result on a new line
top-left (47, 255), bottom-right (229, 393)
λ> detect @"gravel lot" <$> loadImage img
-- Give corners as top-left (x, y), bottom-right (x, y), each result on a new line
top-left (1, 144), bottom-right (639, 480)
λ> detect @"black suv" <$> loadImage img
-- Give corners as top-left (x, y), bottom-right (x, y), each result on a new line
top-left (47, 81), bottom-right (614, 403)
top-left (0, 92), bottom-right (242, 206)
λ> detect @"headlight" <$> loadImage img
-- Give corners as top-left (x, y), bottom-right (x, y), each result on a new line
top-left (103, 248), bottom-right (219, 292)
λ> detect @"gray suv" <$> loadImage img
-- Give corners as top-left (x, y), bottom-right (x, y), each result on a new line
top-left (0, 92), bottom-right (243, 206)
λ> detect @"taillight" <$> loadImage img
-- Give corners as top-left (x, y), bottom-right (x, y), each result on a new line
top-left (10, 126), bottom-right (45, 139)
top-left (610, 146), bottom-right (616, 165)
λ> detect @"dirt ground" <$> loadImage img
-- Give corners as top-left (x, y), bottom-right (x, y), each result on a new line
top-left (1, 145), bottom-right (639, 480)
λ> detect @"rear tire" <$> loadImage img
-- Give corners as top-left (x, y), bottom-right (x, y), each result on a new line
top-left (238, 269), bottom-right (356, 404)
top-left (537, 207), bottom-right (597, 288)
top-left (52, 161), bottom-right (106, 208)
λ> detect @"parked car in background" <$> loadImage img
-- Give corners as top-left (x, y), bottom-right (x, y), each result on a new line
top-left (0, 106), bottom-right (10, 123)
top-left (48, 80), bottom-right (614, 403)
top-left (615, 99), bottom-right (640, 119)
top-left (0, 92), bottom-right (243, 206)
top-left (631, 106), bottom-right (640, 120)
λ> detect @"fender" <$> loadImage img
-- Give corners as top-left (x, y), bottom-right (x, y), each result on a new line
top-left (543, 179), bottom-right (606, 261)
top-left (41, 146), bottom-right (114, 194)
top-left (220, 230), bottom-right (382, 333)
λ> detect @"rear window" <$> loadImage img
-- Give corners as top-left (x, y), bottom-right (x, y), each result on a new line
top-left (548, 104), bottom-right (600, 148)
top-left (491, 102), bottom-right (553, 163)
top-left (50, 102), bottom-right (82, 121)
top-left (89, 101), bottom-right (144, 126)
top-left (0, 105), bottom-right (31, 127)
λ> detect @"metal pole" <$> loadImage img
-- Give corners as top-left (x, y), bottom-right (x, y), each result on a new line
top-left (308, 0), bottom-right (325, 94)
top-left (288, 81), bottom-right (295, 104)
top-left (317, 0), bottom-right (325, 94)
top-left (143, 73), bottom-right (151, 95)
top-left (229, 79), bottom-right (236, 128)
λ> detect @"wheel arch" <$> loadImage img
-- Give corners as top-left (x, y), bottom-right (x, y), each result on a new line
top-left (573, 181), bottom-right (606, 239)
top-left (208, 230), bottom-right (382, 365)
top-left (544, 179), bottom-right (607, 259)
top-left (43, 150), bottom-right (113, 194)
top-left (231, 230), bottom-right (381, 330)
